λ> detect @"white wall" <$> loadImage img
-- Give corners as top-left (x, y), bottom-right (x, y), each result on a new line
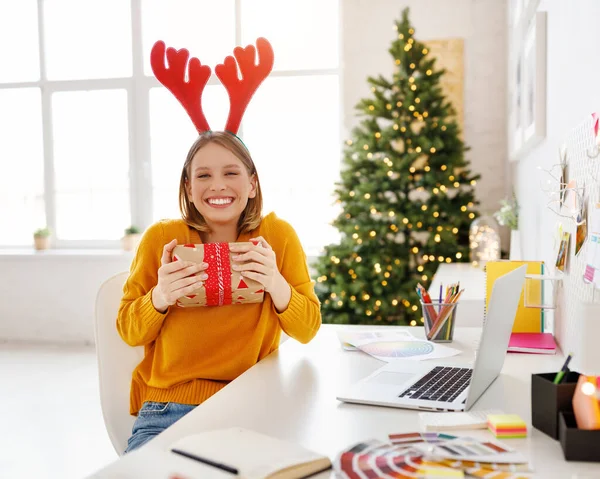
top-left (343, 0), bottom-right (509, 217)
top-left (0, 252), bottom-right (133, 343)
top-left (1, 0), bottom-right (508, 344)
top-left (515, 0), bottom-right (600, 265)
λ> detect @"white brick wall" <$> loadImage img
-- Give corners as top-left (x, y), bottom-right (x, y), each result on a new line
top-left (343, 0), bottom-right (508, 230)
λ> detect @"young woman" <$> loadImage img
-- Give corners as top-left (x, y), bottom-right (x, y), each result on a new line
top-left (117, 39), bottom-right (321, 453)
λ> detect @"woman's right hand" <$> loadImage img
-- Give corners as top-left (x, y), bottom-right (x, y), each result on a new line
top-left (151, 239), bottom-right (208, 313)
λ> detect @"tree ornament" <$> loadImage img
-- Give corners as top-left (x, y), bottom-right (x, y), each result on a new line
top-left (411, 155), bottom-right (428, 170)
top-left (391, 139), bottom-right (405, 153)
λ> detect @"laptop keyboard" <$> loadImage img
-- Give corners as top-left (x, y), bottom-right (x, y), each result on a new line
top-left (398, 366), bottom-right (472, 403)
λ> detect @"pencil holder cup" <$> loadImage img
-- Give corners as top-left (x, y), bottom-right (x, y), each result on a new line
top-left (421, 300), bottom-right (458, 343)
top-left (531, 371), bottom-right (580, 439)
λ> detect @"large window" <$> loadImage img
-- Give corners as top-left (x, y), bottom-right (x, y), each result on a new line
top-left (0, 0), bottom-right (341, 254)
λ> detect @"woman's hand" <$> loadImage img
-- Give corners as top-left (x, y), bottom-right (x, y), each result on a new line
top-left (151, 239), bottom-right (208, 313)
top-left (230, 237), bottom-right (291, 312)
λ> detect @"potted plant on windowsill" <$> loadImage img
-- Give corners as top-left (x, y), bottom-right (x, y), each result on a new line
top-left (494, 194), bottom-right (520, 260)
top-left (33, 227), bottom-right (51, 251)
top-left (122, 226), bottom-right (142, 252)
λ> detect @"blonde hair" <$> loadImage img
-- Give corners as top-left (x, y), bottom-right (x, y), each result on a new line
top-left (179, 131), bottom-right (263, 235)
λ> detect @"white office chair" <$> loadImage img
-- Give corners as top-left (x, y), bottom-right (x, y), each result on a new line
top-left (94, 271), bottom-right (143, 456)
top-left (94, 272), bottom-right (290, 456)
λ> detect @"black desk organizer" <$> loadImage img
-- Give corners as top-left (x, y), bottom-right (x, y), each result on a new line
top-left (531, 371), bottom-right (580, 439)
top-left (532, 371), bottom-right (600, 461)
top-left (559, 412), bottom-right (600, 462)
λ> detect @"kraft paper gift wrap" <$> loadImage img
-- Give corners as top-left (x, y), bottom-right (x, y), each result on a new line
top-left (172, 243), bottom-right (265, 307)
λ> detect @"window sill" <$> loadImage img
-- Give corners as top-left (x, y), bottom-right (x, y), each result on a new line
top-left (0, 249), bottom-right (135, 260)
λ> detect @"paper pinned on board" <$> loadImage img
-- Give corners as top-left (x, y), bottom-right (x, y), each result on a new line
top-left (584, 202), bottom-right (600, 288)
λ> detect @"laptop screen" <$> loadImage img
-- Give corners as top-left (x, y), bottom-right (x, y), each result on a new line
top-left (465, 265), bottom-right (527, 410)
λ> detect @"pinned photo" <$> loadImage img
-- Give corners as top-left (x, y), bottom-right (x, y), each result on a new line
top-left (555, 231), bottom-right (570, 272)
top-left (559, 144), bottom-right (568, 206)
top-left (576, 203), bottom-right (588, 256)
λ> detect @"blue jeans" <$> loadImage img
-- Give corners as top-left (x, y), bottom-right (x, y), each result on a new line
top-left (124, 401), bottom-right (196, 454)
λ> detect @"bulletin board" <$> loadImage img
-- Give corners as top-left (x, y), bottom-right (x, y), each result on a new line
top-left (553, 114), bottom-right (600, 356)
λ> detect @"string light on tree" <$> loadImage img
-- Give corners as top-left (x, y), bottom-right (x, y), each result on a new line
top-left (313, 7), bottom-right (480, 326)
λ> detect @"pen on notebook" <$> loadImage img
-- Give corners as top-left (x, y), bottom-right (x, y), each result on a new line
top-left (553, 353), bottom-right (574, 384)
top-left (171, 448), bottom-right (239, 475)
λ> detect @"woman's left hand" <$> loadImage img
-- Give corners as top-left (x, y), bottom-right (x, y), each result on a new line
top-left (229, 236), bottom-right (282, 292)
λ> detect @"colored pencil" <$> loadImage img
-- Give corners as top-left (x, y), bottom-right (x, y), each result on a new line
top-left (428, 289), bottom-right (464, 339)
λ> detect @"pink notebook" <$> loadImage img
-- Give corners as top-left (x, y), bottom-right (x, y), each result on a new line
top-left (508, 333), bottom-right (557, 354)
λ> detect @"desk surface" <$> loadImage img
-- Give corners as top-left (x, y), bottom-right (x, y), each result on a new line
top-left (92, 325), bottom-right (600, 478)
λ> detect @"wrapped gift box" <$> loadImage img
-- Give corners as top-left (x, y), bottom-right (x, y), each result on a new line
top-left (172, 243), bottom-right (265, 307)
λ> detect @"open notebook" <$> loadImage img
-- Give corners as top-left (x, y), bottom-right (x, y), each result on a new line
top-left (167, 427), bottom-right (332, 479)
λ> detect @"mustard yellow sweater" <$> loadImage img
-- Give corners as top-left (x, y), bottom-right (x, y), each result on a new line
top-left (117, 212), bottom-right (322, 415)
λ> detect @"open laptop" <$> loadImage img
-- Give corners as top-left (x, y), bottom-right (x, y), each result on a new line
top-left (337, 265), bottom-right (527, 412)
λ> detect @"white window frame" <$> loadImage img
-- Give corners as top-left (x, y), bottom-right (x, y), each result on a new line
top-left (2, 0), bottom-right (341, 250)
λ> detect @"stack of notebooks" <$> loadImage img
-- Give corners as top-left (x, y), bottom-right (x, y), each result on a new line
top-left (508, 332), bottom-right (556, 354)
top-left (486, 261), bottom-right (557, 355)
top-left (487, 414), bottom-right (528, 439)
top-left (485, 260), bottom-right (546, 332)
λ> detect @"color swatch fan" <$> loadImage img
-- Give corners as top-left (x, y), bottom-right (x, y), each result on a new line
top-left (334, 431), bottom-right (532, 479)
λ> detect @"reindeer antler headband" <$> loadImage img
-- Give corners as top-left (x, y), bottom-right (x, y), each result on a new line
top-left (150, 37), bottom-right (274, 135)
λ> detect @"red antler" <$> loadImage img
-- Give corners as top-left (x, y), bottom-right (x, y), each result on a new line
top-left (150, 41), bottom-right (212, 133)
top-left (215, 38), bottom-right (274, 134)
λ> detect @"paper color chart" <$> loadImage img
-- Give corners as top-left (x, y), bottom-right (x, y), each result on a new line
top-left (441, 459), bottom-right (534, 478)
top-left (334, 432), bottom-right (531, 479)
top-left (337, 439), bottom-right (463, 479)
top-left (435, 440), bottom-right (508, 458)
top-left (389, 432), bottom-right (458, 445)
top-left (357, 340), bottom-right (435, 358)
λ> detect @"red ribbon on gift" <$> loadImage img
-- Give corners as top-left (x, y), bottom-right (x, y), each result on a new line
top-left (592, 112), bottom-right (599, 137)
top-left (204, 243), bottom-right (233, 306)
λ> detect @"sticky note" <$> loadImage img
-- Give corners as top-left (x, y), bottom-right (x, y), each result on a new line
top-left (487, 414), bottom-right (527, 438)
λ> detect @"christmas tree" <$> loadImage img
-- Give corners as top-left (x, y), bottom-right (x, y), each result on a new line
top-left (313, 8), bottom-right (480, 326)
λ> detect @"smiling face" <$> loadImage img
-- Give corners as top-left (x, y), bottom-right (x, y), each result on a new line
top-left (185, 142), bottom-right (257, 229)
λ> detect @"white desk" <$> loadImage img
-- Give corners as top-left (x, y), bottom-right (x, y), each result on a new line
top-left (90, 325), bottom-right (600, 478)
top-left (429, 263), bottom-right (486, 326)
